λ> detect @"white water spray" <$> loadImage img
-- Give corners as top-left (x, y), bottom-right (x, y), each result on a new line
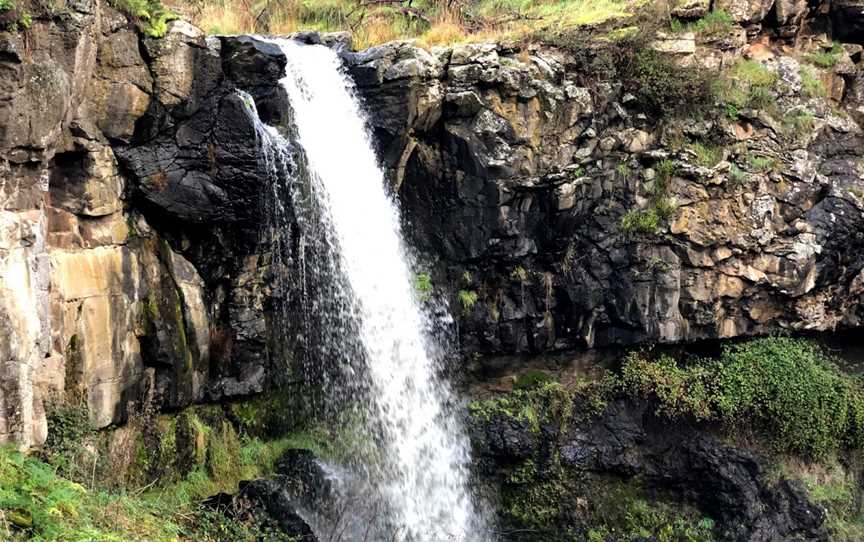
top-left (248, 39), bottom-right (488, 541)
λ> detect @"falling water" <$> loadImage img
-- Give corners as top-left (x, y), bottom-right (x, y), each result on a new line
top-left (240, 38), bottom-right (488, 541)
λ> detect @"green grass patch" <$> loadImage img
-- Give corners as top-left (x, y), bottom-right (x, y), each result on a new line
top-left (715, 60), bottom-right (778, 112)
top-left (782, 110), bottom-right (815, 140)
top-left (800, 66), bottom-right (827, 98)
top-left (670, 9), bottom-right (733, 38)
top-left (688, 141), bottom-right (725, 168)
top-left (747, 153), bottom-right (776, 173)
top-left (619, 208), bottom-right (661, 235)
top-left (619, 159), bottom-right (677, 236)
top-left (804, 42), bottom-right (844, 68)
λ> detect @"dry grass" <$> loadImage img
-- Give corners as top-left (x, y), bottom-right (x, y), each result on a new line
top-left (181, 0), bottom-right (635, 49)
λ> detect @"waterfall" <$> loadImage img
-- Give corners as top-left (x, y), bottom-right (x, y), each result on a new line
top-left (240, 38), bottom-right (489, 541)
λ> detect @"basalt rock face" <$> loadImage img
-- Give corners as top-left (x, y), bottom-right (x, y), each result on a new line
top-left (0, 3), bottom-right (299, 448)
top-left (1, 1), bottom-right (863, 457)
top-left (346, 34), bottom-right (864, 362)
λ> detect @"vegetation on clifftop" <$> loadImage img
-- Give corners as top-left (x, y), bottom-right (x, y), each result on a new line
top-left (178, 0), bottom-right (634, 48)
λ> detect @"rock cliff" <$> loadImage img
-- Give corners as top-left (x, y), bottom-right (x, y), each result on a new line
top-left (348, 35), bottom-right (864, 361)
top-left (1, 0), bottom-right (863, 456)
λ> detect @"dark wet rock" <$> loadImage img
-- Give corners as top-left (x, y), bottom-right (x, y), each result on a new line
top-left (473, 398), bottom-right (828, 541)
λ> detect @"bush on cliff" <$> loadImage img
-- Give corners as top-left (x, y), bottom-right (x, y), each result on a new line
top-left (622, 337), bottom-right (864, 457)
top-left (110, 0), bottom-right (177, 37)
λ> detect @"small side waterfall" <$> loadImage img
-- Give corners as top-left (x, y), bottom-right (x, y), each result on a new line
top-left (240, 39), bottom-right (489, 541)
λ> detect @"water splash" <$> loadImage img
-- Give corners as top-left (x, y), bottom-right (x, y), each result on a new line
top-left (239, 38), bottom-right (489, 541)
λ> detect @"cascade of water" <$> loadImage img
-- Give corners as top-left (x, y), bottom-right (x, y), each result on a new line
top-left (238, 38), bottom-right (489, 541)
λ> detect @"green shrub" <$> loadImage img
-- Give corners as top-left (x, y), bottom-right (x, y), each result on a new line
top-left (39, 401), bottom-right (94, 482)
top-left (109, 0), bottom-right (177, 38)
top-left (621, 337), bottom-right (864, 457)
top-left (626, 50), bottom-right (715, 118)
top-left (714, 338), bottom-right (864, 456)
top-left (621, 353), bottom-right (715, 420)
top-left (804, 42), bottom-right (844, 68)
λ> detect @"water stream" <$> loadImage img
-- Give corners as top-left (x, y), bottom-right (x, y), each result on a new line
top-left (239, 38), bottom-right (488, 541)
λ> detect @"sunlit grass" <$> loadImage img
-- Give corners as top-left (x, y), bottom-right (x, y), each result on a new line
top-left (188, 0), bottom-right (635, 48)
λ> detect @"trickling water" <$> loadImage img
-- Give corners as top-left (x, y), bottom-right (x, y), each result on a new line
top-left (240, 39), bottom-right (488, 541)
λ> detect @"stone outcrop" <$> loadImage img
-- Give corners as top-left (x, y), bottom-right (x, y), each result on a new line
top-left (345, 34), bottom-right (864, 361)
top-left (0, 3), bottom-right (297, 449)
top-left (471, 397), bottom-right (828, 541)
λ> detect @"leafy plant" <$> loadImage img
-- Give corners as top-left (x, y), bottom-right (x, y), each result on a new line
top-left (109, 0), bottom-right (177, 38)
top-left (413, 272), bottom-right (433, 301)
top-left (457, 289), bottom-right (478, 313)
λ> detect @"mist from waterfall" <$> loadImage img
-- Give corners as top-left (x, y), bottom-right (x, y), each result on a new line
top-left (238, 38), bottom-right (489, 541)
